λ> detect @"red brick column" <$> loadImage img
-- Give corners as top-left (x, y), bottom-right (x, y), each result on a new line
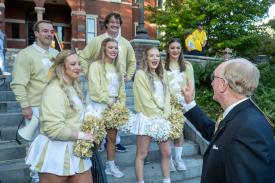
top-left (66, 0), bottom-right (86, 50)
top-left (70, 10), bottom-right (86, 50)
top-left (130, 39), bottom-right (160, 70)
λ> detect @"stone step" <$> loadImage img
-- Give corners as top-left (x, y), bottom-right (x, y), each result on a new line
top-left (125, 87), bottom-right (133, 95)
top-left (118, 133), bottom-right (136, 146)
top-left (0, 91), bottom-right (16, 101)
top-left (0, 80), bottom-right (11, 91)
top-left (0, 101), bottom-right (21, 113)
top-left (0, 158), bottom-right (30, 183)
top-left (0, 140), bottom-right (28, 161)
top-left (127, 106), bottom-right (135, 112)
top-left (100, 141), bottom-right (199, 167)
top-left (0, 112), bottom-right (23, 127)
top-left (125, 81), bottom-right (133, 89)
top-left (106, 155), bottom-right (202, 183)
top-left (174, 176), bottom-right (201, 183)
top-left (126, 96), bottom-right (134, 106)
top-left (0, 126), bottom-right (20, 141)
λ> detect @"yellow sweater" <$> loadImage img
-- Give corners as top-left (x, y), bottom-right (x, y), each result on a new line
top-left (11, 44), bottom-right (58, 108)
top-left (133, 70), bottom-right (171, 118)
top-left (40, 79), bottom-right (83, 141)
top-left (79, 33), bottom-right (136, 80)
top-left (88, 61), bottom-right (126, 106)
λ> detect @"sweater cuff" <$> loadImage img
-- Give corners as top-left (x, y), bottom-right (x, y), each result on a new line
top-left (20, 101), bottom-right (30, 108)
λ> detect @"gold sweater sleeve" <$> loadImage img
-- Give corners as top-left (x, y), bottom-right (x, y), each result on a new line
top-left (88, 62), bottom-right (113, 105)
top-left (125, 41), bottom-right (136, 80)
top-left (40, 82), bottom-right (74, 141)
top-left (183, 62), bottom-right (195, 93)
top-left (79, 40), bottom-right (99, 76)
top-left (11, 51), bottom-right (31, 108)
top-left (133, 70), bottom-right (163, 117)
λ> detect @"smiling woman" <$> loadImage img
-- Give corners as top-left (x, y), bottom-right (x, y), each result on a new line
top-left (25, 50), bottom-right (94, 183)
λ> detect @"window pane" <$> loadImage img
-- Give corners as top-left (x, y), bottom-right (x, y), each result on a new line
top-left (11, 23), bottom-right (20, 39)
top-left (87, 18), bottom-right (95, 32)
top-left (57, 26), bottom-right (64, 41)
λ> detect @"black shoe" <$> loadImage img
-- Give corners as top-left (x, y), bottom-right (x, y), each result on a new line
top-left (116, 144), bottom-right (127, 153)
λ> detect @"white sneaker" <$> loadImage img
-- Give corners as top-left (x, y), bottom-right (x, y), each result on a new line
top-left (174, 159), bottom-right (187, 171)
top-left (170, 159), bottom-right (176, 172)
top-left (105, 164), bottom-right (124, 178)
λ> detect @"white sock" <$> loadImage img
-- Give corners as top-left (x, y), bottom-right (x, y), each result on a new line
top-left (163, 177), bottom-right (171, 183)
top-left (137, 181), bottom-right (144, 183)
top-left (116, 135), bottom-right (121, 144)
top-left (106, 160), bottom-right (115, 167)
top-left (175, 146), bottom-right (183, 160)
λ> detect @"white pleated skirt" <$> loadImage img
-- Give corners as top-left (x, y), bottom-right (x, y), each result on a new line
top-left (86, 98), bottom-right (108, 119)
top-left (130, 113), bottom-right (171, 141)
top-left (25, 134), bottom-right (92, 176)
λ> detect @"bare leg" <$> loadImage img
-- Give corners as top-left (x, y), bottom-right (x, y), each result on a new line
top-left (39, 173), bottom-right (68, 183)
top-left (158, 140), bottom-right (171, 179)
top-left (69, 169), bottom-right (93, 183)
top-left (107, 128), bottom-right (117, 161)
top-left (135, 135), bottom-right (151, 182)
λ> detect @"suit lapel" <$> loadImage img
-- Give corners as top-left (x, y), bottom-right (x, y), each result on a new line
top-left (204, 99), bottom-right (253, 155)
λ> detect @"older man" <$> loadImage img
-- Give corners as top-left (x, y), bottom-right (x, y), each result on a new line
top-left (181, 58), bottom-right (275, 183)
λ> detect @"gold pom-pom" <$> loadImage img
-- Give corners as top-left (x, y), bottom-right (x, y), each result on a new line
top-left (169, 96), bottom-right (184, 139)
top-left (170, 96), bottom-right (183, 111)
top-left (168, 109), bottom-right (184, 139)
top-left (73, 115), bottom-right (107, 158)
top-left (102, 102), bottom-right (129, 129)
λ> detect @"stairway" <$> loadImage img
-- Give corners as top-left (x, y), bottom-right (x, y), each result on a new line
top-left (0, 75), bottom-right (30, 183)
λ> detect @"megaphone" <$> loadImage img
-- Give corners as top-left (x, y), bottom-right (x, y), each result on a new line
top-left (18, 116), bottom-right (40, 141)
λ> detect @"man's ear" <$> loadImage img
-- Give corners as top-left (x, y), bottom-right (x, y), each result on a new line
top-left (34, 31), bottom-right (39, 38)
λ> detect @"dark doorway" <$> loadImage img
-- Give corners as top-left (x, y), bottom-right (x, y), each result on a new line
top-left (26, 10), bottom-right (52, 46)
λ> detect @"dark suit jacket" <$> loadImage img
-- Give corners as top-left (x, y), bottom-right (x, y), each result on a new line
top-left (185, 99), bottom-right (275, 183)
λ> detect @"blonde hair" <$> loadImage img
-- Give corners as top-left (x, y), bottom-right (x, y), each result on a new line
top-left (142, 47), bottom-right (165, 91)
top-left (97, 38), bottom-right (122, 84)
top-left (50, 50), bottom-right (83, 110)
top-left (223, 58), bottom-right (260, 96)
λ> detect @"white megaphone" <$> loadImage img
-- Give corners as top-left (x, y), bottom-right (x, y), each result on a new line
top-left (18, 116), bottom-right (40, 141)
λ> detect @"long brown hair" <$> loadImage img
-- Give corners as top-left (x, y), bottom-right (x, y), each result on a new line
top-left (164, 38), bottom-right (186, 72)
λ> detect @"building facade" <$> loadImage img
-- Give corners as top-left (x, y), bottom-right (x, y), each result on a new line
top-left (0, 0), bottom-right (159, 50)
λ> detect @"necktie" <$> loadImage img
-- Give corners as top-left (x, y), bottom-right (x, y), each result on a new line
top-left (215, 114), bottom-right (224, 133)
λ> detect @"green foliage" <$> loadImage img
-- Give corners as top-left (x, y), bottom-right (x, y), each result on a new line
top-left (192, 61), bottom-right (275, 131)
top-left (192, 61), bottom-right (223, 120)
top-left (254, 62), bottom-right (275, 131)
top-left (147, 0), bottom-right (274, 56)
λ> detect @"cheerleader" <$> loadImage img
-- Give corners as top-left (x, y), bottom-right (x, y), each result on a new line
top-left (164, 38), bottom-right (195, 171)
top-left (86, 38), bottom-right (125, 178)
top-left (132, 46), bottom-right (172, 183)
top-left (25, 50), bottom-right (93, 183)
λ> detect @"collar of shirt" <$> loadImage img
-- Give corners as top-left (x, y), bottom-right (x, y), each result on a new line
top-left (223, 98), bottom-right (248, 118)
top-left (32, 42), bottom-right (50, 54)
top-left (105, 32), bottom-right (120, 42)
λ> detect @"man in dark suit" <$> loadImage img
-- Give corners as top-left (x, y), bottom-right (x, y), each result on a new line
top-left (181, 58), bottom-right (275, 183)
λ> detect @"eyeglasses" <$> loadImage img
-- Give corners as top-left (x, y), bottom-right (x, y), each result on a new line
top-left (211, 73), bottom-right (225, 81)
